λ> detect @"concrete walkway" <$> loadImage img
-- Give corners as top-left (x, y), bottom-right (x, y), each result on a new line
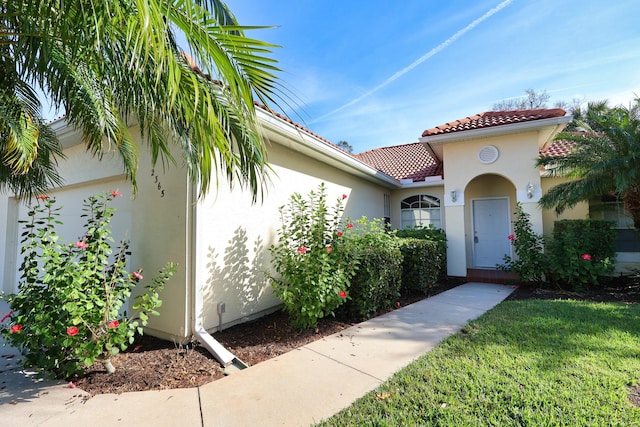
top-left (0, 282), bottom-right (514, 426)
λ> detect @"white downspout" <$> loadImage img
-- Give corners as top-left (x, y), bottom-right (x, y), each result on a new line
top-left (193, 292), bottom-right (235, 367)
top-left (188, 181), bottom-right (239, 368)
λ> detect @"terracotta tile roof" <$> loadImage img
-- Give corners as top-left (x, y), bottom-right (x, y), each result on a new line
top-left (422, 108), bottom-right (567, 137)
top-left (540, 139), bottom-right (576, 157)
top-left (355, 143), bottom-right (442, 182)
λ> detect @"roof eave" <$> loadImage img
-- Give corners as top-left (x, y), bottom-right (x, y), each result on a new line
top-left (257, 109), bottom-right (401, 189)
top-left (48, 117), bottom-right (84, 149)
top-left (419, 115), bottom-right (573, 145)
top-left (398, 176), bottom-right (444, 188)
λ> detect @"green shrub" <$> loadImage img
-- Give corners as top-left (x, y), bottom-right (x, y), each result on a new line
top-left (338, 217), bottom-right (402, 320)
top-left (268, 183), bottom-right (357, 329)
top-left (397, 226), bottom-right (447, 281)
top-left (0, 192), bottom-right (175, 379)
top-left (399, 238), bottom-right (444, 294)
top-left (546, 219), bottom-right (616, 289)
top-left (551, 219), bottom-right (617, 262)
top-left (500, 204), bottom-right (615, 290)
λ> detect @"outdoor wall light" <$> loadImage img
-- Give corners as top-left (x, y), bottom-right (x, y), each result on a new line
top-left (526, 182), bottom-right (534, 199)
top-left (450, 190), bottom-right (457, 202)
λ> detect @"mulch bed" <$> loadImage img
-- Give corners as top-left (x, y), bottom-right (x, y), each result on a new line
top-left (74, 277), bottom-right (640, 396)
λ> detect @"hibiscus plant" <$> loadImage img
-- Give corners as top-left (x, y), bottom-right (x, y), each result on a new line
top-left (0, 191), bottom-right (176, 378)
top-left (269, 183), bottom-right (357, 329)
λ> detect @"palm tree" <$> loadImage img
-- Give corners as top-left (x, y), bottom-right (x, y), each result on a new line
top-left (1, 0), bottom-right (285, 200)
top-left (537, 98), bottom-right (640, 230)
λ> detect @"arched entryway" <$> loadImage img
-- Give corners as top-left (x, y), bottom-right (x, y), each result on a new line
top-left (464, 174), bottom-right (517, 280)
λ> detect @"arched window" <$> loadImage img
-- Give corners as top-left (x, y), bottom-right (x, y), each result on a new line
top-left (401, 195), bottom-right (441, 229)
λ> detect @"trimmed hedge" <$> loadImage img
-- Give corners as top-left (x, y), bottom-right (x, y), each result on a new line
top-left (396, 228), bottom-right (447, 280)
top-left (339, 244), bottom-right (403, 320)
top-left (398, 238), bottom-right (445, 294)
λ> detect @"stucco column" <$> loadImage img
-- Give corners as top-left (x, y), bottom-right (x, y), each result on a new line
top-left (518, 201), bottom-right (543, 235)
top-left (444, 191), bottom-right (467, 277)
top-left (517, 183), bottom-right (543, 235)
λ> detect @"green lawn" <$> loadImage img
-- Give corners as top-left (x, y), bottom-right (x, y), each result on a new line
top-left (316, 299), bottom-right (640, 426)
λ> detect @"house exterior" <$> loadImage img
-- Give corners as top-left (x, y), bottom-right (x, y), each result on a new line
top-left (1, 107), bottom-right (636, 347)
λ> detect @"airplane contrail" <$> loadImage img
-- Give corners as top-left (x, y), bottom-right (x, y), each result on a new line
top-left (312, 0), bottom-right (514, 123)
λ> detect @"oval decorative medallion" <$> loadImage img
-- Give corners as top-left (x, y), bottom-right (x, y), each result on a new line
top-left (477, 145), bottom-right (499, 164)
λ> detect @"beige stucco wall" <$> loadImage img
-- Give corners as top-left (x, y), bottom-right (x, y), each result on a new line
top-left (129, 134), bottom-right (191, 340)
top-left (0, 118), bottom-right (395, 341)
top-left (540, 176), bottom-right (589, 235)
top-left (1, 142), bottom-right (133, 294)
top-left (194, 135), bottom-right (389, 332)
top-left (0, 129), bottom-right (191, 340)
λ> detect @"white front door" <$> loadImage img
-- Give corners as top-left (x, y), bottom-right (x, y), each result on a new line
top-left (472, 198), bottom-right (511, 268)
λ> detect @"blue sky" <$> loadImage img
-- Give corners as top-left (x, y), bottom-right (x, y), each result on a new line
top-left (226, 0), bottom-right (640, 154)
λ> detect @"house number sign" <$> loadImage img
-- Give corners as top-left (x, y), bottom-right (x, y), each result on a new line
top-left (150, 169), bottom-right (166, 198)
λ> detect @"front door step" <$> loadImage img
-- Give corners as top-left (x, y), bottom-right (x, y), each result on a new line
top-left (466, 268), bottom-right (518, 285)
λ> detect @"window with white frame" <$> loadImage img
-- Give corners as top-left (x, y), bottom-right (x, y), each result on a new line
top-left (401, 194), bottom-right (441, 229)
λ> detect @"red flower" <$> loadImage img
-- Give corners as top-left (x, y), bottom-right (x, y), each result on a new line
top-left (581, 254), bottom-right (592, 261)
top-left (35, 195), bottom-right (50, 200)
top-left (66, 326), bottom-right (79, 336)
top-left (297, 247), bottom-right (308, 254)
top-left (339, 290), bottom-right (347, 298)
top-left (74, 241), bottom-right (88, 249)
top-left (108, 320), bottom-right (119, 329)
top-left (132, 271), bottom-right (144, 281)
top-left (110, 189), bottom-right (123, 197)
top-left (336, 231), bottom-right (343, 237)
top-left (396, 302), bottom-right (401, 308)
top-left (507, 234), bottom-right (515, 240)
top-left (346, 223), bottom-right (353, 229)
top-left (1, 310), bottom-right (13, 323)
top-left (342, 194), bottom-right (348, 200)
top-left (326, 246), bottom-right (333, 253)
top-left (10, 324), bottom-right (22, 333)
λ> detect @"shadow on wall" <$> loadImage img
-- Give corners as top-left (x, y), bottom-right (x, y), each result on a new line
top-left (203, 227), bottom-right (274, 330)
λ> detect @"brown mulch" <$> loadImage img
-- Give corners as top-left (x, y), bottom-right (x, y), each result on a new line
top-left (504, 279), bottom-right (640, 304)
top-left (75, 277), bottom-right (640, 396)
top-left (76, 312), bottom-right (354, 395)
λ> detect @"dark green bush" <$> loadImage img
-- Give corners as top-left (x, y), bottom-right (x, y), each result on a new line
top-left (399, 238), bottom-right (445, 294)
top-left (339, 244), bottom-right (403, 320)
top-left (551, 220), bottom-right (617, 262)
top-left (546, 219), bottom-right (616, 289)
top-left (500, 204), bottom-right (617, 291)
top-left (337, 217), bottom-right (402, 320)
top-left (396, 227), bottom-right (447, 281)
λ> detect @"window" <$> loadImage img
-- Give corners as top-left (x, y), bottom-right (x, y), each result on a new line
top-left (384, 193), bottom-right (391, 225)
top-left (592, 195), bottom-right (640, 252)
top-left (401, 195), bottom-right (441, 229)
top-left (598, 195), bottom-right (634, 229)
